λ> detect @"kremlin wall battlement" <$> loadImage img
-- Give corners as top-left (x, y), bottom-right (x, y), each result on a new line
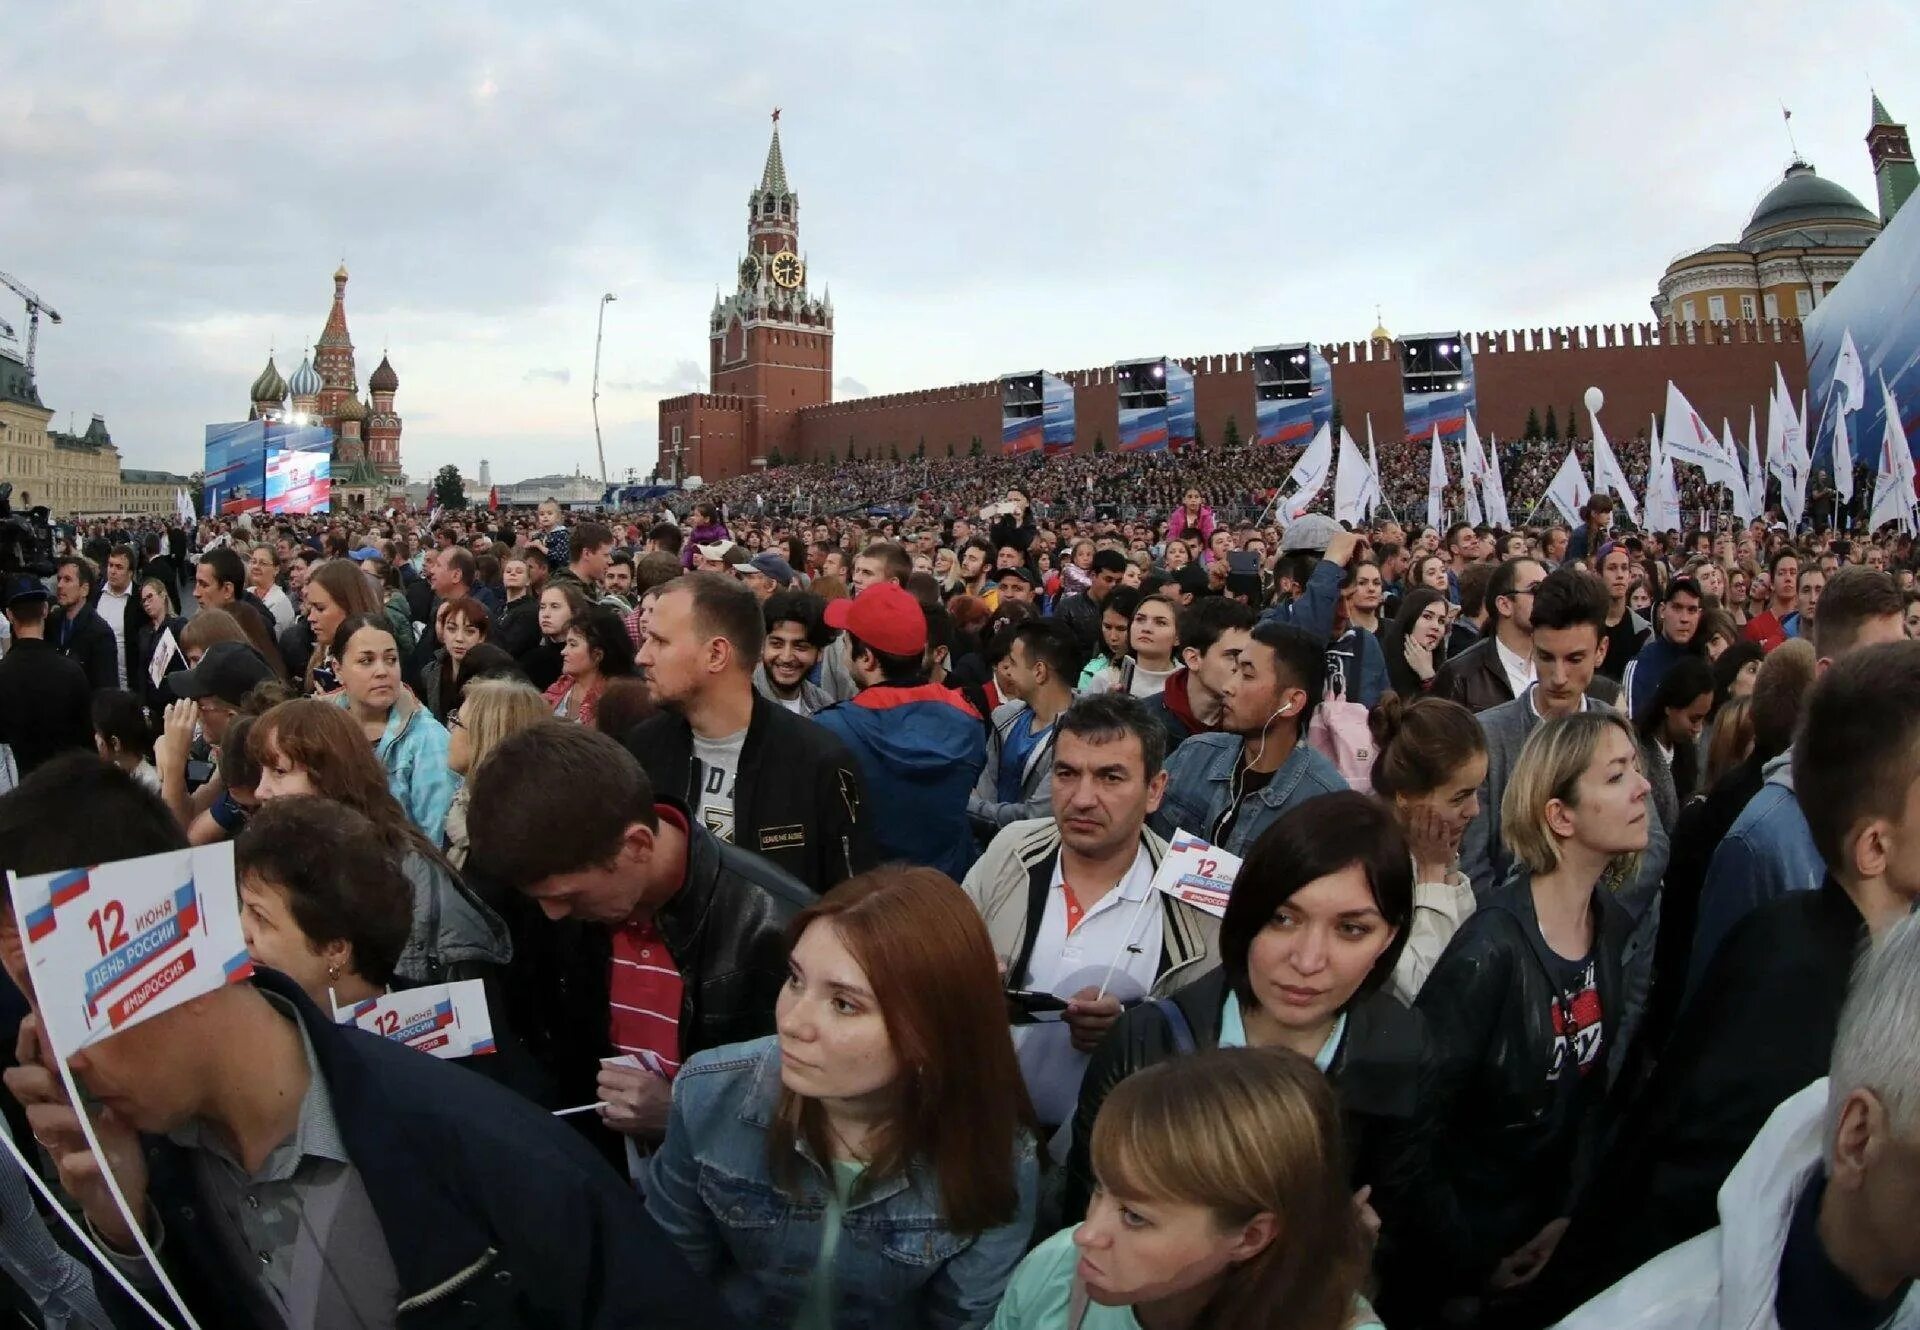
top-left (663, 316), bottom-right (1810, 476)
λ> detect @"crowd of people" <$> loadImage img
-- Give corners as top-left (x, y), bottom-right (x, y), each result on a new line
top-left (0, 469), bottom-right (1917, 1329)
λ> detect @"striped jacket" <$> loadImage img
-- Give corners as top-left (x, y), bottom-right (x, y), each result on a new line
top-left (959, 817), bottom-right (1219, 997)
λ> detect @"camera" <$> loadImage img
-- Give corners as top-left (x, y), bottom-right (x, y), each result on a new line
top-left (0, 483), bottom-right (56, 577)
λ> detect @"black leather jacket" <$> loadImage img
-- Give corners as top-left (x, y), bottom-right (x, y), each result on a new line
top-left (498, 801), bottom-right (815, 1126)
top-left (1066, 968), bottom-right (1430, 1310)
top-left (626, 691), bottom-right (875, 895)
top-left (1410, 875), bottom-right (1632, 1298)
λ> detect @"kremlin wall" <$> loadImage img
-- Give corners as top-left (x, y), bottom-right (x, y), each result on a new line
top-left (663, 99), bottom-right (1916, 483)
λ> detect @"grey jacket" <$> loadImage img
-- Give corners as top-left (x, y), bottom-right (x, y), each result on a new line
top-left (1148, 732), bottom-right (1349, 857)
top-left (397, 848), bottom-right (514, 986)
top-left (751, 661), bottom-right (834, 716)
top-left (969, 700), bottom-right (1057, 842)
top-left (960, 817), bottom-right (1217, 998)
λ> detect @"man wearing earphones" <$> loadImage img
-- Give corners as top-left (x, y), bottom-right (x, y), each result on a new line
top-left (1149, 621), bottom-right (1348, 856)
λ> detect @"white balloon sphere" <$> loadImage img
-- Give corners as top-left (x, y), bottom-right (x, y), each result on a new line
top-left (1583, 386), bottom-right (1604, 415)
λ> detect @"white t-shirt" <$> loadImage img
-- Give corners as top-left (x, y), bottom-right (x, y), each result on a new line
top-left (97, 585), bottom-right (133, 688)
top-left (690, 727), bottom-right (748, 843)
top-left (1014, 843), bottom-right (1163, 1152)
top-left (257, 584), bottom-right (297, 636)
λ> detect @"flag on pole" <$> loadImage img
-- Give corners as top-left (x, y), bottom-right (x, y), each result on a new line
top-left (1660, 381), bottom-right (1736, 485)
top-left (1591, 414), bottom-right (1640, 524)
top-left (1833, 410), bottom-right (1854, 505)
top-left (1834, 328), bottom-right (1867, 412)
top-left (1747, 407), bottom-right (1766, 522)
top-left (1365, 415), bottom-right (1390, 520)
top-left (1482, 434), bottom-right (1511, 528)
top-left (174, 487), bottom-right (195, 528)
top-left (1545, 447), bottom-right (1591, 527)
top-left (1463, 413), bottom-right (1495, 524)
top-left (1427, 425), bottom-right (1449, 529)
top-left (1724, 420), bottom-right (1754, 523)
top-left (1644, 432), bottom-right (1681, 533)
top-left (1281, 422), bottom-right (1333, 521)
top-left (1870, 372), bottom-right (1917, 534)
top-left (1333, 427), bottom-right (1378, 526)
top-left (1458, 440), bottom-right (1484, 525)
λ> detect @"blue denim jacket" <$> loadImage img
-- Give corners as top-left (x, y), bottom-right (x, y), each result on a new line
top-left (1148, 733), bottom-right (1349, 856)
top-left (1685, 752), bottom-right (1824, 1004)
top-left (646, 1037), bottom-right (1039, 1330)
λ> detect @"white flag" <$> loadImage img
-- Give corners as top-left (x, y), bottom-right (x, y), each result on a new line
top-left (1458, 440), bottom-right (1484, 525)
top-left (1591, 414), bottom-right (1640, 524)
top-left (1833, 409), bottom-right (1854, 505)
top-left (1644, 432), bottom-right (1681, 533)
top-left (1366, 416), bottom-right (1386, 519)
top-left (1747, 408), bottom-right (1766, 522)
top-left (173, 487), bottom-right (195, 528)
top-left (1333, 427), bottom-right (1376, 526)
top-left (1545, 447), bottom-right (1591, 528)
top-left (1870, 372), bottom-right (1917, 534)
top-left (1482, 435), bottom-right (1512, 527)
top-left (1834, 328), bottom-right (1867, 413)
top-left (1427, 425), bottom-right (1449, 529)
top-left (1724, 420), bottom-right (1754, 523)
top-left (1661, 381), bottom-right (1737, 485)
top-left (1282, 422), bottom-right (1333, 520)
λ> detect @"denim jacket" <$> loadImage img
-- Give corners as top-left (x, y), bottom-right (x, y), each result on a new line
top-left (1149, 732), bottom-right (1349, 856)
top-left (646, 1037), bottom-right (1039, 1330)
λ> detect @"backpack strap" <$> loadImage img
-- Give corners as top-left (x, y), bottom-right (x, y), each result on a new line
top-left (1152, 995), bottom-right (1197, 1054)
top-left (1008, 847), bottom-right (1058, 988)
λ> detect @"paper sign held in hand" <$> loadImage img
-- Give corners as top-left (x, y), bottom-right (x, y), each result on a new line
top-left (10, 844), bottom-right (255, 1056)
top-left (1149, 829), bottom-right (1243, 919)
top-left (340, 979), bottom-right (496, 1060)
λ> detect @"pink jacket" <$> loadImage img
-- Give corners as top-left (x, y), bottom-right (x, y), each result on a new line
top-left (1166, 504), bottom-right (1216, 546)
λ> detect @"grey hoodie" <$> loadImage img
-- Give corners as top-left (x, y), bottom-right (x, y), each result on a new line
top-left (396, 849), bottom-right (513, 985)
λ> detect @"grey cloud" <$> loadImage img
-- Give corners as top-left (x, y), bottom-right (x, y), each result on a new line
top-left (525, 368), bottom-right (572, 385)
top-left (607, 359), bottom-right (706, 395)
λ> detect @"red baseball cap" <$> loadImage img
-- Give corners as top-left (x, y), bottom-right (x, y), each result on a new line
top-left (824, 582), bottom-right (927, 657)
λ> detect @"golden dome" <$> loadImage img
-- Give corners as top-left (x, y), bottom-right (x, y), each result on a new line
top-left (1370, 306), bottom-right (1392, 343)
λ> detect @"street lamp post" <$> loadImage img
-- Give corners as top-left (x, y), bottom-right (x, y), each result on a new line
top-left (592, 292), bottom-right (617, 487)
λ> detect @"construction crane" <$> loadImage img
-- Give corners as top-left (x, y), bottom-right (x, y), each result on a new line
top-left (0, 271), bottom-right (61, 375)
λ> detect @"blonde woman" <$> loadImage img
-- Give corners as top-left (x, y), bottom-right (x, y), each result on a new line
top-left (993, 1047), bottom-right (1377, 1330)
top-left (1411, 711), bottom-right (1650, 1315)
top-left (442, 678), bottom-right (550, 868)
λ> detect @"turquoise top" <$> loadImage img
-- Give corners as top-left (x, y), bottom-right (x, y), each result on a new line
top-left (1217, 991), bottom-right (1348, 1072)
top-left (989, 1227), bottom-right (1385, 1330)
top-left (793, 1159), bottom-right (867, 1329)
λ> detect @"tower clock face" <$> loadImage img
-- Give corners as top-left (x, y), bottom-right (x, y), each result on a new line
top-left (739, 254), bottom-right (761, 287)
top-left (771, 250), bottom-right (803, 289)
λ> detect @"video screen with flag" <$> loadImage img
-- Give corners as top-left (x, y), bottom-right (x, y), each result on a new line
top-left (203, 421), bottom-right (333, 516)
top-left (1253, 343), bottom-right (1333, 447)
top-left (1116, 358), bottom-right (1194, 453)
top-left (1401, 335), bottom-right (1477, 445)
top-left (999, 372), bottom-right (1075, 456)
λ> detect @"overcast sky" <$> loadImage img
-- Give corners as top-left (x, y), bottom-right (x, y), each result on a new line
top-left (4, 1), bottom-right (1916, 484)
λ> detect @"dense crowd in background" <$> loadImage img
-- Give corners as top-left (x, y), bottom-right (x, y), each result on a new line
top-left (0, 461), bottom-right (1917, 1329)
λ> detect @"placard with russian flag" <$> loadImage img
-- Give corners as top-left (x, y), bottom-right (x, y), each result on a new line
top-left (340, 979), bottom-right (496, 1060)
top-left (9, 844), bottom-right (254, 1057)
top-left (1149, 830), bottom-right (1244, 919)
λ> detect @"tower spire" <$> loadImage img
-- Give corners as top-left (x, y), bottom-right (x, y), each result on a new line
top-left (1868, 92), bottom-right (1918, 225)
top-left (760, 110), bottom-right (790, 196)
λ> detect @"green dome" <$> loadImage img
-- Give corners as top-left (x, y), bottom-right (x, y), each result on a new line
top-left (1742, 162), bottom-right (1877, 242)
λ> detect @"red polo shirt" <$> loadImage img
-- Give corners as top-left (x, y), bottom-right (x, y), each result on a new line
top-left (607, 804), bottom-right (688, 1077)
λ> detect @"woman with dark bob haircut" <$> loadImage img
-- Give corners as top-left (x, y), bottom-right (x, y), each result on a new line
top-left (1065, 790), bottom-right (1428, 1317)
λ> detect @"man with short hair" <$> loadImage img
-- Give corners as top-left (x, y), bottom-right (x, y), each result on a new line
top-left (815, 582), bottom-right (985, 880)
top-left (1053, 548), bottom-right (1128, 659)
top-left (754, 588), bottom-right (834, 716)
top-left (192, 545), bottom-right (276, 646)
top-left (1745, 547), bottom-right (1802, 651)
top-left (1458, 567), bottom-right (1638, 901)
top-left (50, 556), bottom-right (117, 691)
top-left (601, 549), bottom-right (636, 609)
top-left (970, 620), bottom-right (1078, 842)
top-left (1448, 560), bottom-right (1494, 656)
top-left (1539, 643), bottom-right (1920, 1324)
top-left (1445, 521), bottom-right (1478, 581)
top-left (1690, 567), bottom-right (1909, 989)
top-left (961, 694), bottom-right (1219, 1146)
top-left (1595, 540), bottom-right (1649, 681)
top-left (740, 550), bottom-right (794, 602)
top-left (1141, 596), bottom-right (1256, 752)
top-left (91, 543), bottom-right (143, 690)
top-left (1624, 576), bottom-right (1705, 719)
top-left (1150, 621), bottom-right (1348, 856)
top-left (551, 520), bottom-right (613, 595)
top-left (0, 755), bottom-right (728, 1328)
top-left (630, 573), bottom-right (870, 893)
top-left (0, 579), bottom-right (92, 776)
top-left (1781, 564), bottom-right (1824, 641)
top-left (817, 541), bottom-right (913, 702)
top-left (471, 722), bottom-right (812, 1150)
top-left (646, 520), bottom-right (683, 557)
top-left (1430, 556), bottom-right (1547, 713)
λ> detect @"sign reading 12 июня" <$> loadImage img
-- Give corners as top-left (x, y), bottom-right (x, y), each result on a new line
top-left (9, 845), bottom-right (255, 1057)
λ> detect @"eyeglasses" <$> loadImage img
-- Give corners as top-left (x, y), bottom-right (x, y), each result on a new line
top-left (447, 709), bottom-right (464, 730)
